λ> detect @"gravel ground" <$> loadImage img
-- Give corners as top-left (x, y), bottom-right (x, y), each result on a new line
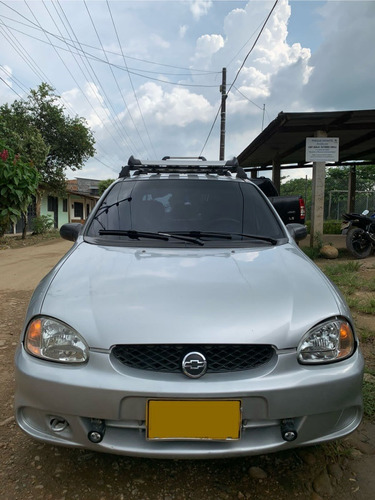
top-left (1, 239), bottom-right (375, 500)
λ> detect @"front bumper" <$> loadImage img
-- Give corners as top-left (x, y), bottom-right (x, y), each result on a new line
top-left (15, 346), bottom-right (364, 458)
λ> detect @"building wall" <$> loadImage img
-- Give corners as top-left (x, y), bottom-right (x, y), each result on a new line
top-left (40, 196), bottom-right (69, 228)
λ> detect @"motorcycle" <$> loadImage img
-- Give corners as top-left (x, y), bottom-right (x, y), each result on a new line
top-left (342, 210), bottom-right (375, 259)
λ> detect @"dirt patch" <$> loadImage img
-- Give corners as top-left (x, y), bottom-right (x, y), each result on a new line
top-left (1, 240), bottom-right (375, 499)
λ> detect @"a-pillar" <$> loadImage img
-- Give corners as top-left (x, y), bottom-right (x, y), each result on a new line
top-left (310, 130), bottom-right (327, 247)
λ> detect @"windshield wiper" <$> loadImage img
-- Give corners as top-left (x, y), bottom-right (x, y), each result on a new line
top-left (168, 230), bottom-right (277, 245)
top-left (169, 231), bottom-right (232, 240)
top-left (94, 196), bottom-right (132, 219)
top-left (232, 233), bottom-right (278, 245)
top-left (99, 230), bottom-right (168, 241)
top-left (98, 229), bottom-right (204, 245)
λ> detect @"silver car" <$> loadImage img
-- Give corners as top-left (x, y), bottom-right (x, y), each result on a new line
top-left (15, 157), bottom-right (363, 458)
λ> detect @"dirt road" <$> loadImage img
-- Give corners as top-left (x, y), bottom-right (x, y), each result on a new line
top-left (0, 239), bottom-right (374, 500)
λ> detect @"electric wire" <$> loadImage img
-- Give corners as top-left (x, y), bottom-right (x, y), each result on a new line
top-left (232, 86), bottom-right (264, 111)
top-left (38, 0), bottom-right (128, 161)
top-left (0, 64), bottom-right (29, 94)
top-left (0, 2), bottom-right (128, 175)
top-left (55, 0), bottom-right (141, 156)
top-left (227, 0), bottom-right (279, 95)
top-left (1, 17), bottom-right (221, 87)
top-left (199, 0), bottom-right (279, 156)
top-left (106, 0), bottom-right (157, 158)
top-left (83, 0), bottom-right (150, 157)
top-left (0, 20), bottom-right (48, 85)
top-left (0, 6), bottom-right (220, 75)
top-left (0, 74), bottom-right (23, 98)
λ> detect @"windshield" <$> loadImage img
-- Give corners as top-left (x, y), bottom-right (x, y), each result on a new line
top-left (86, 178), bottom-right (285, 243)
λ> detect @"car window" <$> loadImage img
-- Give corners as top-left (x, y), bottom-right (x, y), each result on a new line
top-left (86, 179), bottom-right (285, 241)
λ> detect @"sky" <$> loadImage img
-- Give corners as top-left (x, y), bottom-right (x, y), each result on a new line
top-left (0, 0), bottom-right (374, 181)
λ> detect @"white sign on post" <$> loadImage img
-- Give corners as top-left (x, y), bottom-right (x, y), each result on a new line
top-left (305, 137), bottom-right (339, 162)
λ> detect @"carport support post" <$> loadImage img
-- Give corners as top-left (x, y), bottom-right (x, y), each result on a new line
top-left (310, 130), bottom-right (327, 247)
top-left (272, 159), bottom-right (281, 193)
top-left (348, 165), bottom-right (356, 213)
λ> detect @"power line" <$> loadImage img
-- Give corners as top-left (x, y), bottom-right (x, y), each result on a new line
top-left (0, 74), bottom-right (23, 98)
top-left (199, 0), bottom-right (279, 157)
top-left (227, 0), bottom-right (279, 95)
top-left (83, 0), bottom-right (150, 157)
top-left (232, 86), bottom-right (264, 111)
top-left (0, 6), bottom-right (221, 75)
top-left (55, 0), bottom-right (141, 156)
top-left (106, 0), bottom-right (157, 158)
top-left (38, 0), bottom-right (128, 160)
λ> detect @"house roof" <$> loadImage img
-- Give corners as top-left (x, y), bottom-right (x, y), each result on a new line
top-left (66, 178), bottom-right (100, 199)
top-left (237, 109), bottom-right (375, 170)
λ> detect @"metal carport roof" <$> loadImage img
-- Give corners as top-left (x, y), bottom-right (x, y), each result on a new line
top-left (238, 109), bottom-right (375, 169)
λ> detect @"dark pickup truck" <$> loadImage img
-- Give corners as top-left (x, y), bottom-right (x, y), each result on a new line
top-left (251, 177), bottom-right (306, 226)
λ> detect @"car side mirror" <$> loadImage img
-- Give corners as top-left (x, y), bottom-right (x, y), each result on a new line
top-left (286, 223), bottom-right (307, 242)
top-left (60, 223), bottom-right (83, 242)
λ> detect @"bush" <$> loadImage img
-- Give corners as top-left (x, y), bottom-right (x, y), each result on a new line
top-left (323, 220), bottom-right (342, 234)
top-left (305, 220), bottom-right (342, 234)
top-left (32, 215), bottom-right (54, 234)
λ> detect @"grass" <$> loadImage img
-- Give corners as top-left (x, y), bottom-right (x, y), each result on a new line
top-left (315, 259), bottom-right (375, 422)
top-left (0, 230), bottom-right (61, 250)
top-left (363, 380), bottom-right (375, 421)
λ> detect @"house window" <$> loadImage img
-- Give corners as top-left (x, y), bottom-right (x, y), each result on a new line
top-left (63, 199), bottom-right (68, 212)
top-left (74, 202), bottom-right (83, 218)
top-left (86, 203), bottom-right (90, 217)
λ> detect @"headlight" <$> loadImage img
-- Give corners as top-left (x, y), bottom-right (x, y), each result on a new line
top-left (24, 317), bottom-right (89, 364)
top-left (297, 318), bottom-right (355, 364)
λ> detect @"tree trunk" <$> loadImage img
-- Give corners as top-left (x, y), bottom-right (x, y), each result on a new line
top-left (22, 212), bottom-right (27, 239)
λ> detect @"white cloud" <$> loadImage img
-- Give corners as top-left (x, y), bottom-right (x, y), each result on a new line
top-left (179, 25), bottom-right (188, 38)
top-left (150, 34), bottom-right (170, 49)
top-left (61, 83), bottom-right (110, 130)
top-left (129, 82), bottom-right (214, 127)
top-left (190, 0), bottom-right (213, 21)
top-left (194, 34), bottom-right (225, 60)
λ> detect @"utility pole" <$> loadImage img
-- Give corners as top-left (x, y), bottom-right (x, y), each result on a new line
top-left (219, 67), bottom-right (227, 160)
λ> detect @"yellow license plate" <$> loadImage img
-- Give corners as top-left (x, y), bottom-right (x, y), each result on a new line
top-left (147, 400), bottom-right (241, 440)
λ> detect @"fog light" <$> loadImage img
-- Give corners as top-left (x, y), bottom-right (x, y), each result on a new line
top-left (88, 431), bottom-right (103, 443)
top-left (281, 419), bottom-right (298, 442)
top-left (50, 417), bottom-right (68, 432)
top-left (87, 418), bottom-right (106, 443)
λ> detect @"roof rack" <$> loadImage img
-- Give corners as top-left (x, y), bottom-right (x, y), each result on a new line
top-left (119, 155), bottom-right (248, 179)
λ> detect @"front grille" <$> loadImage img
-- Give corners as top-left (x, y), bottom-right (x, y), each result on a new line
top-left (111, 344), bottom-right (274, 373)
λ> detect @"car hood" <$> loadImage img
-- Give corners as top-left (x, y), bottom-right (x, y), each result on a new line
top-left (41, 242), bottom-right (342, 349)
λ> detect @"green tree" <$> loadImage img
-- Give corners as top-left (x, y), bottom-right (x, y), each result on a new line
top-left (98, 178), bottom-right (115, 195)
top-left (0, 143), bottom-right (40, 237)
top-left (0, 83), bottom-right (95, 195)
top-left (280, 176), bottom-right (312, 219)
top-left (0, 105), bottom-right (49, 171)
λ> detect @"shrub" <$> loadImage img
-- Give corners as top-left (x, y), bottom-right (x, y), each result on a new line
top-left (305, 220), bottom-right (342, 234)
top-left (32, 215), bottom-right (54, 234)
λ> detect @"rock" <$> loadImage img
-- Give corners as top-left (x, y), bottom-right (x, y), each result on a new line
top-left (349, 437), bottom-right (375, 455)
top-left (311, 493), bottom-right (323, 500)
top-left (248, 466), bottom-right (267, 479)
top-left (364, 373), bottom-right (375, 384)
top-left (320, 245), bottom-right (339, 259)
top-left (327, 463), bottom-right (343, 481)
top-left (298, 450), bottom-right (316, 465)
top-left (313, 470), bottom-right (333, 497)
